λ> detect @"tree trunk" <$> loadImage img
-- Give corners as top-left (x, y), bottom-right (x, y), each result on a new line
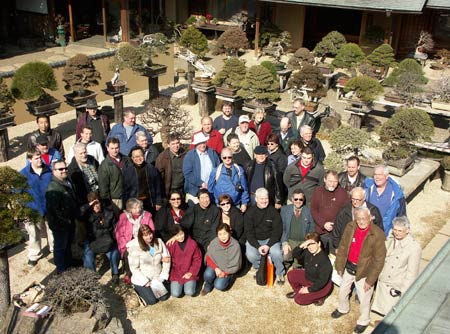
top-left (187, 63), bottom-right (196, 105)
top-left (0, 249), bottom-right (10, 318)
top-left (0, 129), bottom-right (9, 162)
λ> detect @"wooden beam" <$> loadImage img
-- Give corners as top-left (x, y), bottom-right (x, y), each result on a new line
top-left (254, 1), bottom-right (260, 56)
top-left (102, 0), bottom-right (107, 42)
top-left (298, 5), bottom-right (306, 47)
top-left (359, 11), bottom-right (368, 45)
top-left (68, 0), bottom-right (76, 42)
top-left (120, 0), bottom-right (129, 42)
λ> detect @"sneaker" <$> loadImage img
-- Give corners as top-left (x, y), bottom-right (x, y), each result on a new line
top-left (123, 275), bottom-right (131, 285)
top-left (314, 298), bottom-right (325, 306)
top-left (111, 274), bottom-right (119, 285)
top-left (354, 324), bottom-right (368, 333)
top-left (331, 309), bottom-right (346, 319)
top-left (276, 275), bottom-right (285, 285)
top-left (27, 260), bottom-right (37, 267)
top-left (200, 288), bottom-right (209, 296)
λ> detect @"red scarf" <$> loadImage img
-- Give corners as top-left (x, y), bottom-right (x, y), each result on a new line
top-left (171, 208), bottom-right (184, 224)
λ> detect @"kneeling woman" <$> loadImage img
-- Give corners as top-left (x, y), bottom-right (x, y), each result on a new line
top-left (201, 223), bottom-right (242, 295)
top-left (286, 232), bottom-right (332, 306)
top-left (127, 225), bottom-right (171, 305)
top-left (166, 225), bottom-right (202, 297)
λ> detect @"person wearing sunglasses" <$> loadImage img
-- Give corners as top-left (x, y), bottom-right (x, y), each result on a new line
top-left (280, 189), bottom-right (315, 270)
top-left (154, 190), bottom-right (187, 242)
top-left (217, 194), bottom-right (244, 246)
top-left (45, 160), bottom-right (79, 274)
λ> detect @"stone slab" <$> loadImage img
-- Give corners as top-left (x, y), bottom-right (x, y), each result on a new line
top-left (438, 223), bottom-right (450, 237)
top-left (421, 233), bottom-right (449, 262)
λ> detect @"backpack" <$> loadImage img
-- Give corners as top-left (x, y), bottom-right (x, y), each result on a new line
top-left (214, 163), bottom-right (242, 183)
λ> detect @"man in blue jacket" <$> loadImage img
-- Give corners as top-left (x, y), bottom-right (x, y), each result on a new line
top-left (107, 109), bottom-right (152, 156)
top-left (20, 149), bottom-right (53, 267)
top-left (364, 165), bottom-right (406, 236)
top-left (208, 147), bottom-right (249, 212)
top-left (183, 132), bottom-right (220, 205)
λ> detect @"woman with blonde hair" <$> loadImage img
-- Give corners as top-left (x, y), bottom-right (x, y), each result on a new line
top-left (249, 107), bottom-right (272, 145)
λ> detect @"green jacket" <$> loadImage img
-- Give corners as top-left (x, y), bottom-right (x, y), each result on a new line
top-left (335, 220), bottom-right (386, 286)
top-left (45, 177), bottom-right (79, 232)
top-left (98, 155), bottom-right (130, 202)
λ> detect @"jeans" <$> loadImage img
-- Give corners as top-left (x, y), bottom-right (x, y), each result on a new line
top-left (134, 282), bottom-right (170, 305)
top-left (170, 280), bottom-right (197, 297)
top-left (52, 225), bottom-right (75, 273)
top-left (203, 266), bottom-right (232, 292)
top-left (83, 241), bottom-right (120, 275)
top-left (246, 239), bottom-right (285, 275)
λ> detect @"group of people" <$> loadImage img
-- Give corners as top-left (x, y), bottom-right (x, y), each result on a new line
top-left (20, 97), bottom-right (422, 332)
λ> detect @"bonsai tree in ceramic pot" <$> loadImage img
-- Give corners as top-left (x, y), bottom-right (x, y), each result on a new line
top-left (0, 78), bottom-right (15, 119)
top-left (332, 43), bottom-right (365, 77)
top-left (11, 61), bottom-right (60, 113)
top-left (216, 27), bottom-right (249, 57)
top-left (431, 76), bottom-right (450, 111)
top-left (344, 75), bottom-right (384, 104)
top-left (288, 47), bottom-right (314, 70)
top-left (238, 64), bottom-right (280, 111)
top-left (379, 107), bottom-right (434, 175)
top-left (211, 57), bottom-right (247, 96)
top-left (313, 31), bottom-right (346, 66)
top-left (289, 64), bottom-right (327, 102)
top-left (383, 58), bottom-right (428, 105)
top-left (440, 156), bottom-right (450, 192)
top-left (63, 54), bottom-right (100, 105)
top-left (366, 43), bottom-right (396, 78)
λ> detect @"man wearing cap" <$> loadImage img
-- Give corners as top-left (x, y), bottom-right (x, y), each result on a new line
top-left (224, 114), bottom-right (259, 158)
top-left (213, 101), bottom-right (239, 135)
top-left (190, 116), bottom-right (224, 154)
top-left (107, 109), bottom-right (153, 156)
top-left (75, 98), bottom-right (110, 151)
top-left (27, 115), bottom-right (65, 158)
top-left (34, 135), bottom-right (62, 169)
top-left (68, 126), bottom-right (105, 164)
top-left (183, 132), bottom-right (220, 205)
top-left (245, 145), bottom-right (285, 208)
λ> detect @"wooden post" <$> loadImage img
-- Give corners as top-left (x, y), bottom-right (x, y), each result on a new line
top-left (48, 0), bottom-right (56, 41)
top-left (0, 249), bottom-right (11, 316)
top-left (359, 11), bottom-right (368, 45)
top-left (102, 0), bottom-right (107, 42)
top-left (254, 2), bottom-right (260, 57)
top-left (138, 0), bottom-right (143, 36)
top-left (348, 113), bottom-right (364, 129)
top-left (198, 92), bottom-right (208, 117)
top-left (114, 96), bottom-right (124, 123)
top-left (187, 63), bottom-right (196, 105)
top-left (298, 5), bottom-right (306, 47)
top-left (120, 0), bottom-right (129, 42)
top-left (0, 129), bottom-right (9, 162)
top-left (68, 0), bottom-right (76, 43)
top-left (148, 76), bottom-right (160, 100)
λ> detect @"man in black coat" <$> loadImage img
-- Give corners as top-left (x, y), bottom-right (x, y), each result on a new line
top-left (338, 156), bottom-right (367, 194)
top-left (286, 98), bottom-right (316, 137)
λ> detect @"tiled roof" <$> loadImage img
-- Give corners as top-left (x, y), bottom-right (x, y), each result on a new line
top-left (259, 0), bottom-right (427, 13)
top-left (426, 0), bottom-right (450, 9)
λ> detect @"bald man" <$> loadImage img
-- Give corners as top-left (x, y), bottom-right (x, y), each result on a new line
top-left (190, 116), bottom-right (224, 154)
top-left (277, 117), bottom-right (296, 154)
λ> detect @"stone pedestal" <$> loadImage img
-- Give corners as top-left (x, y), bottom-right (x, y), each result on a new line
top-left (276, 68), bottom-right (292, 92)
top-left (103, 89), bottom-right (128, 123)
top-left (192, 85), bottom-right (216, 117)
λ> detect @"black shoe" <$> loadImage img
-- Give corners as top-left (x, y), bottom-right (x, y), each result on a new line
top-left (285, 291), bottom-right (295, 299)
top-left (354, 324), bottom-right (368, 333)
top-left (111, 274), bottom-right (119, 285)
top-left (314, 298), bottom-right (325, 306)
top-left (331, 309), bottom-right (346, 319)
top-left (27, 260), bottom-right (37, 267)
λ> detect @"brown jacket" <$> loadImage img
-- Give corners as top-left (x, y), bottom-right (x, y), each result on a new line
top-left (335, 220), bottom-right (386, 286)
top-left (155, 147), bottom-right (186, 199)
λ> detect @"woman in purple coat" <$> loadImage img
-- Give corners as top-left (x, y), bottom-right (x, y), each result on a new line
top-left (166, 225), bottom-right (202, 297)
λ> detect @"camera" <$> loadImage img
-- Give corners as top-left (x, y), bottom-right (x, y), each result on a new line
top-left (235, 182), bottom-right (243, 192)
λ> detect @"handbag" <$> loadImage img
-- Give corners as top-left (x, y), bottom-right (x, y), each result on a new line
top-left (90, 234), bottom-right (114, 254)
top-left (256, 254), bottom-right (268, 286)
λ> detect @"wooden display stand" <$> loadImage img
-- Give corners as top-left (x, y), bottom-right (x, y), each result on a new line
top-left (102, 88), bottom-right (128, 123)
top-left (192, 85), bottom-right (216, 117)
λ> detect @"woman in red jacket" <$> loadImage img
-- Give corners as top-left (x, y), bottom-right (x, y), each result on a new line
top-left (249, 108), bottom-right (272, 145)
top-left (166, 225), bottom-right (202, 297)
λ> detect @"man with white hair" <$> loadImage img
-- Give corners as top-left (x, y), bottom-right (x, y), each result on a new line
top-left (364, 165), bottom-right (406, 236)
top-left (245, 187), bottom-right (285, 285)
top-left (136, 130), bottom-right (158, 166)
top-left (277, 117), bottom-right (295, 154)
top-left (300, 125), bottom-right (325, 163)
top-left (372, 216), bottom-right (421, 316)
top-left (224, 115), bottom-right (259, 158)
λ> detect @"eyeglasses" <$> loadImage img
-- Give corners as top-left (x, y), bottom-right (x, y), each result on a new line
top-left (267, 142), bottom-right (276, 146)
top-left (351, 198), bottom-right (364, 202)
top-left (293, 198), bottom-right (304, 202)
top-left (221, 156), bottom-right (232, 160)
top-left (56, 167), bottom-right (68, 171)
top-left (170, 197), bottom-right (181, 201)
top-left (220, 202), bottom-right (231, 206)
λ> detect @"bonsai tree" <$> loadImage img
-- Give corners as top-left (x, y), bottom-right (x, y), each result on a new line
top-left (0, 166), bottom-right (38, 316)
top-left (63, 54), bottom-right (101, 95)
top-left (179, 26), bottom-right (209, 58)
top-left (259, 21), bottom-right (283, 49)
top-left (211, 57), bottom-right (247, 89)
top-left (332, 43), bottom-right (365, 77)
top-left (344, 75), bottom-right (384, 104)
top-left (238, 65), bottom-right (280, 105)
top-left (379, 107), bottom-right (434, 160)
top-left (313, 31), bottom-right (347, 63)
top-left (263, 30), bottom-right (292, 63)
top-left (260, 60), bottom-right (277, 79)
top-left (384, 58), bottom-right (428, 104)
top-left (366, 44), bottom-right (396, 77)
top-left (436, 49), bottom-right (450, 66)
top-left (288, 47), bottom-right (314, 70)
top-left (433, 76), bottom-right (450, 103)
top-left (141, 96), bottom-right (193, 146)
top-left (289, 64), bottom-right (326, 99)
top-left (11, 61), bottom-right (57, 104)
top-left (216, 27), bottom-right (248, 56)
top-left (0, 78), bottom-right (15, 113)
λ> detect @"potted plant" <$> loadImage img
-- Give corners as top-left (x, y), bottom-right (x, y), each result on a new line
top-left (432, 76), bottom-right (450, 111)
top-left (288, 64), bottom-right (327, 103)
top-left (11, 61), bottom-right (61, 114)
top-left (383, 58), bottom-right (428, 105)
top-left (212, 57), bottom-right (246, 96)
top-left (63, 54), bottom-right (100, 106)
top-left (344, 75), bottom-right (384, 104)
top-left (440, 156), bottom-right (450, 192)
top-left (185, 15), bottom-right (198, 27)
top-left (216, 27), bottom-right (249, 57)
top-left (288, 47), bottom-right (314, 71)
top-left (313, 30), bottom-right (346, 73)
top-left (366, 44), bottom-right (396, 78)
top-left (379, 107), bottom-right (434, 176)
top-left (262, 31), bottom-right (292, 70)
top-left (331, 43), bottom-right (365, 77)
top-left (238, 64), bottom-right (280, 113)
top-left (0, 78), bottom-right (15, 126)
top-left (431, 49), bottom-right (450, 70)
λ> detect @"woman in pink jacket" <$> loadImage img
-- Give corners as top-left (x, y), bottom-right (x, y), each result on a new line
top-left (249, 107), bottom-right (272, 145)
top-left (115, 198), bottom-right (155, 284)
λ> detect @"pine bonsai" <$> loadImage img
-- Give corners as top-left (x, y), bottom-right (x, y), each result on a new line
top-left (344, 75), bottom-right (384, 103)
top-left (288, 47), bottom-right (314, 70)
top-left (332, 43), bottom-right (365, 76)
top-left (216, 27), bottom-right (248, 56)
top-left (260, 60), bottom-right (277, 79)
top-left (179, 26), bottom-right (209, 58)
top-left (63, 54), bottom-right (101, 95)
top-left (366, 44), bottom-right (396, 74)
top-left (313, 31), bottom-right (347, 62)
top-left (211, 57), bottom-right (247, 89)
top-left (0, 78), bottom-right (15, 112)
top-left (238, 65), bottom-right (280, 104)
top-left (289, 64), bottom-right (326, 98)
top-left (384, 58), bottom-right (428, 104)
top-left (11, 61), bottom-right (57, 100)
top-left (259, 21), bottom-right (283, 48)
